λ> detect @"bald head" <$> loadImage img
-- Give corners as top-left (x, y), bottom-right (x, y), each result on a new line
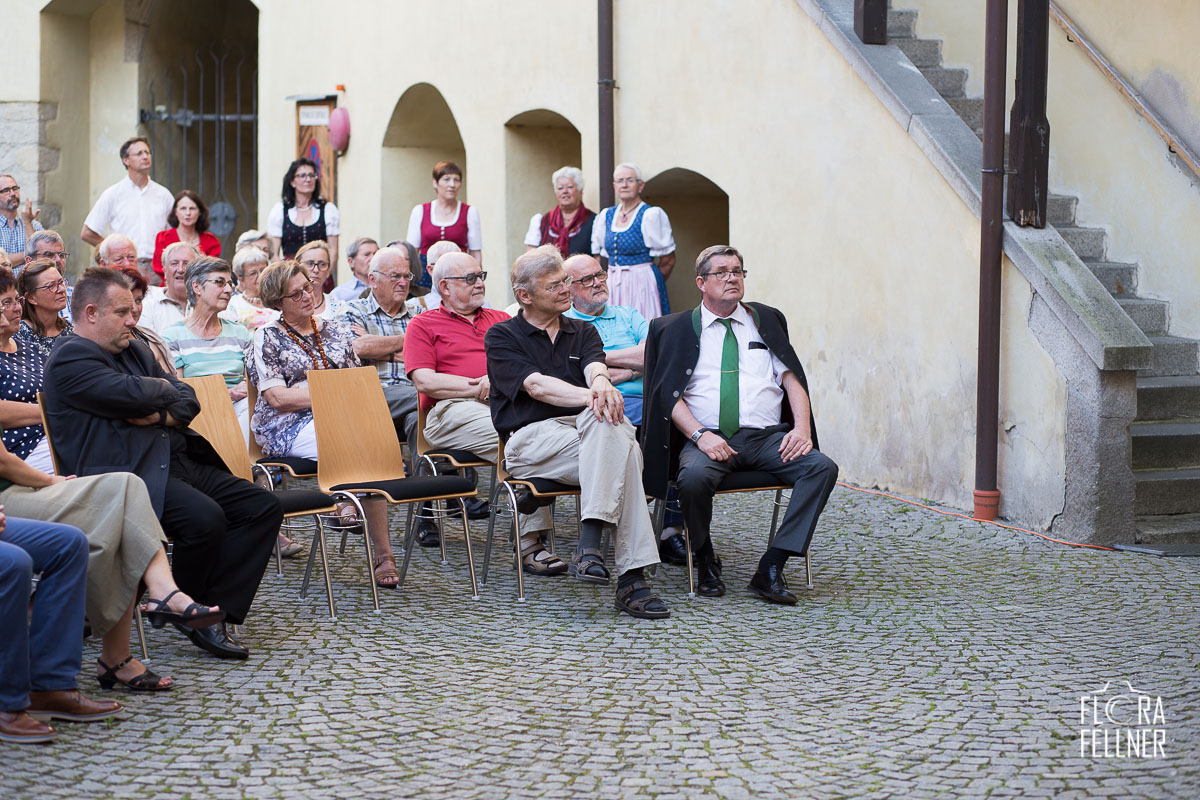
top-left (433, 252), bottom-right (486, 316)
top-left (564, 254), bottom-right (609, 315)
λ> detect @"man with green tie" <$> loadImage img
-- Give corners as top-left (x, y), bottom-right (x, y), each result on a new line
top-left (641, 245), bottom-right (839, 604)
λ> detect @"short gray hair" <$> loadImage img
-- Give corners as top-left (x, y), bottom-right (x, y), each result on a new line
top-left (368, 246), bottom-right (410, 274)
top-left (426, 239), bottom-right (461, 268)
top-left (551, 166), bottom-right (584, 193)
top-left (236, 229), bottom-right (267, 249)
top-left (98, 233), bottom-right (136, 264)
top-left (614, 162), bottom-right (643, 181)
top-left (184, 256), bottom-right (232, 306)
top-left (347, 236), bottom-right (378, 261)
top-left (695, 245), bottom-right (743, 277)
top-left (511, 245), bottom-right (563, 304)
top-left (231, 244), bottom-right (267, 280)
top-left (25, 230), bottom-right (63, 260)
top-left (162, 240), bottom-right (199, 269)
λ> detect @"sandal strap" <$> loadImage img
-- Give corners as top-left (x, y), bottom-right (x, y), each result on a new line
top-left (97, 655), bottom-right (134, 680)
top-left (526, 550), bottom-right (565, 566)
top-left (144, 589), bottom-right (181, 614)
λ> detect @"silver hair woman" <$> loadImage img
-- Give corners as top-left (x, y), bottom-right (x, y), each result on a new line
top-left (524, 165), bottom-right (597, 260)
top-left (222, 245), bottom-right (278, 330)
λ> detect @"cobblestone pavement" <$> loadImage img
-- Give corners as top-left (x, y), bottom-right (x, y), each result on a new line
top-left (4, 482), bottom-right (1198, 799)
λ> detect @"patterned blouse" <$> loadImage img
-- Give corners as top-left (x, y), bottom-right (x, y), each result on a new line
top-left (15, 319), bottom-right (73, 363)
top-left (0, 339), bottom-right (48, 459)
top-left (248, 316), bottom-right (358, 457)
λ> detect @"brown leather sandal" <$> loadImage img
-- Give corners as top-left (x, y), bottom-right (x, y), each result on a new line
top-left (519, 543), bottom-right (568, 576)
top-left (373, 554), bottom-right (400, 589)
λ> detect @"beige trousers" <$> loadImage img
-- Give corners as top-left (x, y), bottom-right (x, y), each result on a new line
top-left (425, 398), bottom-right (551, 535)
top-left (504, 410), bottom-right (660, 576)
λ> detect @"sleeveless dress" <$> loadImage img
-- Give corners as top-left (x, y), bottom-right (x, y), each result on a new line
top-left (279, 201), bottom-right (328, 259)
top-left (414, 202), bottom-right (472, 289)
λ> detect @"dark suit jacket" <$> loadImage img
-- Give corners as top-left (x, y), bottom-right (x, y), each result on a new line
top-left (641, 302), bottom-right (819, 499)
top-left (43, 335), bottom-right (226, 517)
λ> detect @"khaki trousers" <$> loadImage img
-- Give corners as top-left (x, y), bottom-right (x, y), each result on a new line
top-left (504, 410), bottom-right (659, 576)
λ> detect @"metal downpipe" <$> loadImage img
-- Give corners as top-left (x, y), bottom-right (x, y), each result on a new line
top-left (598, 0), bottom-right (616, 209)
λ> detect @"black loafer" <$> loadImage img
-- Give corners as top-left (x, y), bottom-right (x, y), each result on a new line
top-left (416, 521), bottom-right (441, 547)
top-left (176, 622), bottom-right (250, 659)
top-left (747, 563), bottom-right (798, 605)
top-left (695, 556), bottom-right (726, 598)
top-left (447, 496), bottom-right (491, 520)
top-left (658, 531), bottom-right (689, 566)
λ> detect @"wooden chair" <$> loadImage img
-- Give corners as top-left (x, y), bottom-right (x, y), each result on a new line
top-left (652, 472), bottom-right (812, 597)
top-left (181, 375), bottom-right (346, 619)
top-left (482, 437), bottom-right (580, 602)
top-left (306, 367), bottom-right (480, 601)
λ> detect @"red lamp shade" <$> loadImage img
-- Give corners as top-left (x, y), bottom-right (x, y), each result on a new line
top-left (330, 107), bottom-right (351, 152)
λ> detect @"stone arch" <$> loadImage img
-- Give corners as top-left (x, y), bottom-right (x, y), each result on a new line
top-left (503, 109), bottom-right (582, 270)
top-left (381, 84), bottom-right (467, 248)
top-left (642, 168), bottom-right (730, 313)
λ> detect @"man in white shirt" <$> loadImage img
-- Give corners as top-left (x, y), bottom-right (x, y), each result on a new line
top-left (80, 137), bottom-right (173, 285)
top-left (141, 242), bottom-right (196, 332)
top-left (329, 236), bottom-right (377, 303)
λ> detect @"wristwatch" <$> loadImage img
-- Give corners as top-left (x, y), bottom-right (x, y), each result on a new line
top-left (690, 427), bottom-right (708, 443)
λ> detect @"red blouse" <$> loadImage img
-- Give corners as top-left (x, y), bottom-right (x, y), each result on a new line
top-left (153, 229), bottom-right (222, 276)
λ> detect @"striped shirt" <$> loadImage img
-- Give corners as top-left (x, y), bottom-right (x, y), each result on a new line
top-left (160, 319), bottom-right (252, 387)
top-left (0, 214), bottom-right (42, 257)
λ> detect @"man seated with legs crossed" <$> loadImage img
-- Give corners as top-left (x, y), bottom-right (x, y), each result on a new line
top-left (402, 253), bottom-right (561, 566)
top-left (484, 245), bottom-right (668, 619)
top-left (44, 268), bottom-right (282, 657)
top-left (642, 245), bottom-right (838, 604)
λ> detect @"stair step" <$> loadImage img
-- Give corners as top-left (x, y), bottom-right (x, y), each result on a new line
top-left (887, 8), bottom-right (918, 38)
top-left (1055, 226), bottom-right (1107, 260)
top-left (945, 96), bottom-right (984, 134)
top-left (1046, 194), bottom-right (1077, 226)
top-left (1140, 336), bottom-right (1200, 378)
top-left (1134, 513), bottom-right (1200, 545)
top-left (1135, 468), bottom-right (1200, 515)
top-left (1137, 375), bottom-right (1200, 422)
top-left (1117, 296), bottom-right (1169, 335)
top-left (919, 66), bottom-right (968, 98)
top-left (895, 37), bottom-right (942, 67)
top-left (1084, 260), bottom-right (1137, 296)
top-left (1131, 421), bottom-right (1200, 470)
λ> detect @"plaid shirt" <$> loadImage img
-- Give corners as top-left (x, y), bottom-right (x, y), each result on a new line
top-left (345, 293), bottom-right (423, 386)
top-left (0, 214), bottom-right (43, 256)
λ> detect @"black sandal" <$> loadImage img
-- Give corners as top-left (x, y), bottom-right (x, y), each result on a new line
top-left (614, 579), bottom-right (670, 619)
top-left (96, 656), bottom-right (173, 692)
top-left (141, 589), bottom-right (225, 630)
top-left (569, 547), bottom-right (611, 585)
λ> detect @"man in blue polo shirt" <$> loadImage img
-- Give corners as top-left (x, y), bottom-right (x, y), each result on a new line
top-left (562, 254), bottom-right (648, 425)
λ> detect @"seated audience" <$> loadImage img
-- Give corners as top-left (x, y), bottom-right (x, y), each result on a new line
top-left (407, 240), bottom-right (460, 311)
top-left (96, 233), bottom-right (139, 270)
top-left (22, 230), bottom-right (70, 277)
top-left (43, 268), bottom-right (281, 659)
top-left (1, 512), bottom-right (122, 744)
top-left (484, 246), bottom-right (668, 619)
top-left (248, 260), bottom-right (398, 585)
top-left (294, 240), bottom-right (346, 320)
top-left (117, 267), bottom-right (177, 377)
top-left (221, 245), bottom-right (279, 331)
top-left (642, 245), bottom-right (839, 604)
top-left (160, 256), bottom-right (252, 440)
top-left (15, 260), bottom-right (73, 362)
top-left (141, 241), bottom-right (197, 333)
top-left (0, 268), bottom-right (56, 474)
top-left (524, 166), bottom-right (597, 257)
top-left (152, 190), bottom-right (221, 282)
top-left (329, 236), bottom-right (378, 302)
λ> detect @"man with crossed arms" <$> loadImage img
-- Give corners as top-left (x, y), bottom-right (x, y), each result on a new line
top-left (642, 245), bottom-right (838, 604)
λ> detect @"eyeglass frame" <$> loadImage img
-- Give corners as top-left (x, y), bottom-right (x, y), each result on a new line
top-left (281, 279), bottom-right (316, 303)
top-left (32, 277), bottom-right (69, 293)
top-left (0, 185), bottom-right (19, 196)
top-left (372, 270), bottom-right (415, 283)
top-left (442, 271), bottom-right (488, 285)
top-left (569, 269), bottom-right (609, 289)
top-left (31, 251), bottom-right (69, 261)
top-left (699, 268), bottom-right (749, 281)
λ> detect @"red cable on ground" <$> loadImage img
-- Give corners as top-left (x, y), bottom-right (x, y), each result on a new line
top-left (836, 481), bottom-right (1117, 551)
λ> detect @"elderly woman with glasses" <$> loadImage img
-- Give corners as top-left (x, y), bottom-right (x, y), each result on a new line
top-left (221, 245), bottom-right (279, 331)
top-left (160, 257), bottom-right (252, 440)
top-left (267, 159), bottom-right (339, 271)
top-left (14, 260), bottom-right (73, 362)
top-left (294, 240), bottom-right (346, 320)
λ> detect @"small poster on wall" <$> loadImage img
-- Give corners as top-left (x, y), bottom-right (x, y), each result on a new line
top-left (296, 98), bottom-right (336, 202)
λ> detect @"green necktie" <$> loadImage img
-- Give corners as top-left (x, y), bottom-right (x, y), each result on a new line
top-left (718, 318), bottom-right (739, 437)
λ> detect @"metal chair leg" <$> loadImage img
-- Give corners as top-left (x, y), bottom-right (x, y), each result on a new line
top-left (397, 502), bottom-right (420, 589)
top-left (457, 497), bottom-right (479, 599)
top-left (683, 524), bottom-right (695, 598)
top-left (767, 489), bottom-right (785, 545)
top-left (482, 483), bottom-right (505, 586)
top-left (334, 492), bottom-right (378, 612)
top-left (133, 606), bottom-right (149, 661)
top-left (273, 532), bottom-right (283, 576)
top-left (804, 551), bottom-right (813, 590)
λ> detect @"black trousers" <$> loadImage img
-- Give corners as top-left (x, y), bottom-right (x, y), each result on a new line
top-left (677, 425), bottom-right (839, 557)
top-left (161, 452), bottom-right (283, 624)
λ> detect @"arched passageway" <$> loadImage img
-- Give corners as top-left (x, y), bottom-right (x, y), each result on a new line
top-left (642, 168), bottom-right (730, 313)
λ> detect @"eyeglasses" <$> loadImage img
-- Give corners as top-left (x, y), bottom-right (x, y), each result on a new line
top-left (701, 268), bottom-right (748, 281)
top-left (34, 278), bottom-right (68, 292)
top-left (293, 172), bottom-right (317, 180)
top-left (0, 185), bottom-right (18, 196)
top-left (300, 259), bottom-right (330, 270)
top-left (33, 251), bottom-right (68, 261)
top-left (538, 277), bottom-right (573, 293)
top-left (0, 298), bottom-right (22, 312)
top-left (443, 272), bottom-right (487, 285)
top-left (372, 270), bottom-right (414, 283)
top-left (202, 278), bottom-right (234, 289)
top-left (614, 177), bottom-right (640, 186)
top-left (282, 280), bottom-right (315, 303)
top-left (570, 269), bottom-right (608, 288)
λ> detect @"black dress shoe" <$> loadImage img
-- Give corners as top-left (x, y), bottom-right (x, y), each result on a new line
top-left (416, 520), bottom-right (441, 547)
top-left (512, 486), bottom-right (555, 515)
top-left (657, 531), bottom-right (688, 566)
top-left (175, 621), bottom-right (250, 659)
top-left (747, 562), bottom-right (798, 605)
top-left (695, 556), bottom-right (726, 597)
top-left (447, 496), bottom-right (491, 520)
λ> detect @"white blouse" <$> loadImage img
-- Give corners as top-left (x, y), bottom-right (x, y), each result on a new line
top-left (405, 202), bottom-right (483, 252)
top-left (266, 201), bottom-right (341, 238)
top-left (591, 202), bottom-right (675, 259)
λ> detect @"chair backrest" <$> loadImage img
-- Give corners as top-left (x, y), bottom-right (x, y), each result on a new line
top-left (245, 378), bottom-right (266, 461)
top-left (415, 402), bottom-right (433, 458)
top-left (308, 366), bottom-right (407, 491)
top-left (34, 392), bottom-right (64, 476)
top-left (181, 375), bottom-right (254, 482)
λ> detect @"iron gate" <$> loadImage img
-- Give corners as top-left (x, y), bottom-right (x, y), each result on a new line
top-left (139, 42), bottom-right (257, 255)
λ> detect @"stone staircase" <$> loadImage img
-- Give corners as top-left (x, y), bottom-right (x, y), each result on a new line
top-left (888, 6), bottom-right (1200, 543)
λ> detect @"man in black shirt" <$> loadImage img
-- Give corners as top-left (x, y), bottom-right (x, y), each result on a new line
top-left (485, 246), bottom-right (667, 619)
top-left (43, 268), bottom-right (282, 659)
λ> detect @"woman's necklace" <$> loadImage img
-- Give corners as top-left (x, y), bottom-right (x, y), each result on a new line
top-left (618, 201), bottom-right (639, 224)
top-left (281, 317), bottom-right (332, 369)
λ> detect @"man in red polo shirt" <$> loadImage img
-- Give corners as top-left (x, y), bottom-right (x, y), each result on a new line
top-left (403, 253), bottom-right (563, 575)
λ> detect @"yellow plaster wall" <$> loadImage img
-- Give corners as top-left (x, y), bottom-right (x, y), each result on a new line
top-left (7, 2), bottom-right (43, 101)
